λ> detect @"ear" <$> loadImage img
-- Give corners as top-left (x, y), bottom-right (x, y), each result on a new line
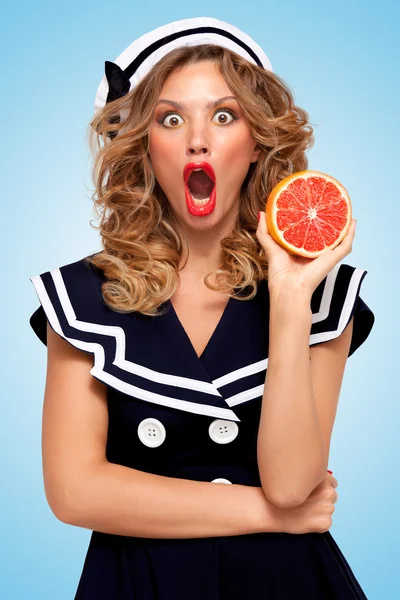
top-left (250, 144), bottom-right (261, 163)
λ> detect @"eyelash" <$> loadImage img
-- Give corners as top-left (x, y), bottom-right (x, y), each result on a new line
top-left (157, 108), bottom-right (239, 128)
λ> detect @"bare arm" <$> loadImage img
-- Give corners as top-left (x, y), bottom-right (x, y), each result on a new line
top-left (43, 323), bottom-right (281, 539)
top-left (257, 287), bottom-right (354, 509)
top-left (257, 289), bottom-right (327, 508)
top-left (69, 462), bottom-right (280, 539)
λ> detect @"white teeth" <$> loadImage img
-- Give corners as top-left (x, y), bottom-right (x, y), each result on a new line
top-left (192, 197), bottom-right (210, 206)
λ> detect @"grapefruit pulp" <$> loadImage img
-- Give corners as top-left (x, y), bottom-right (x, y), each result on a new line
top-left (265, 170), bottom-right (352, 258)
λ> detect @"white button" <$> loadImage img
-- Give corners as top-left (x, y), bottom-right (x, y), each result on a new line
top-left (137, 418), bottom-right (166, 448)
top-left (208, 419), bottom-right (239, 444)
top-left (211, 478), bottom-right (232, 484)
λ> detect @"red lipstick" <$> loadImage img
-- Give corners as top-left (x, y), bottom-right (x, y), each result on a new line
top-left (183, 161), bottom-right (216, 217)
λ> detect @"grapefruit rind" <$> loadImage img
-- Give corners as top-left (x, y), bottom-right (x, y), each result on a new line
top-left (265, 170), bottom-right (352, 258)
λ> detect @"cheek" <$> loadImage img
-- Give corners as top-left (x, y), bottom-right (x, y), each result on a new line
top-left (219, 132), bottom-right (255, 176)
top-left (148, 132), bottom-right (182, 195)
top-left (148, 131), bottom-right (176, 172)
top-left (221, 129), bottom-right (254, 159)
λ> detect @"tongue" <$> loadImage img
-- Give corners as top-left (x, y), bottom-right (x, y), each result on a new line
top-left (187, 170), bottom-right (214, 200)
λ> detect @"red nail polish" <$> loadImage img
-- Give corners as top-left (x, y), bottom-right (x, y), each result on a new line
top-left (258, 211), bottom-right (261, 221)
top-left (327, 469), bottom-right (333, 474)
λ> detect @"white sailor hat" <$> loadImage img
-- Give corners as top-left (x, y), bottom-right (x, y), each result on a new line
top-left (94, 16), bottom-right (273, 117)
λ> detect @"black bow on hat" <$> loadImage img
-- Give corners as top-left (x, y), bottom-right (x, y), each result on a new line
top-left (105, 61), bottom-right (131, 104)
top-left (102, 61), bottom-right (131, 138)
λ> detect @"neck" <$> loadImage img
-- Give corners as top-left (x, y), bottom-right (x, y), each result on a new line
top-left (177, 218), bottom-right (236, 281)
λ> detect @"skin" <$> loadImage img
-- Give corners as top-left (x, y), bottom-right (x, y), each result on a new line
top-left (148, 60), bottom-right (260, 278)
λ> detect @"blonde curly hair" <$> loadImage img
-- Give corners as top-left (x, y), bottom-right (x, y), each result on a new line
top-left (86, 43), bottom-right (314, 316)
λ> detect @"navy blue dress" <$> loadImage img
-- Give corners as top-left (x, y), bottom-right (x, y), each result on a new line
top-left (29, 254), bottom-right (375, 599)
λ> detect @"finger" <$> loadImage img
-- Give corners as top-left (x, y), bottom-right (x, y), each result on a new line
top-left (256, 211), bottom-right (278, 253)
top-left (310, 219), bottom-right (356, 281)
top-left (257, 211), bottom-right (270, 235)
top-left (343, 219), bottom-right (356, 243)
top-left (335, 219), bottom-right (356, 253)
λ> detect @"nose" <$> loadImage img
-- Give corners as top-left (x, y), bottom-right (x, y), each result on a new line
top-left (186, 123), bottom-right (210, 157)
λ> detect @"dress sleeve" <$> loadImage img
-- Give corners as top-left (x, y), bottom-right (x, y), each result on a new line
top-left (28, 254), bottom-right (107, 354)
top-left (309, 262), bottom-right (375, 357)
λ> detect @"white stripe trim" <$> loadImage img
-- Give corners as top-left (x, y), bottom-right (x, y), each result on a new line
top-left (226, 384), bottom-right (265, 408)
top-left (211, 266), bottom-right (366, 407)
top-left (51, 268), bottom-right (220, 396)
top-left (30, 273), bottom-right (240, 422)
top-left (311, 263), bottom-right (340, 323)
top-left (30, 264), bottom-right (365, 416)
top-left (310, 267), bottom-right (366, 345)
top-left (213, 358), bottom-right (267, 388)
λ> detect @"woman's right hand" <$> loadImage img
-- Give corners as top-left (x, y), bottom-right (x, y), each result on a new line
top-left (276, 471), bottom-right (339, 534)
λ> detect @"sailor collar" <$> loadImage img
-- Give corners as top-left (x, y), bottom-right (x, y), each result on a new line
top-left (29, 257), bottom-right (371, 422)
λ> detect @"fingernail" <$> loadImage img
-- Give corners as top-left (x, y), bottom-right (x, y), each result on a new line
top-left (327, 469), bottom-right (333, 474)
top-left (258, 211), bottom-right (261, 221)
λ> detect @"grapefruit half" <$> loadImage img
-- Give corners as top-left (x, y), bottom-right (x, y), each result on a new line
top-left (265, 170), bottom-right (352, 258)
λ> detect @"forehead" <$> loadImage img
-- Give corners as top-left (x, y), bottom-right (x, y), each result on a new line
top-left (159, 61), bottom-right (231, 95)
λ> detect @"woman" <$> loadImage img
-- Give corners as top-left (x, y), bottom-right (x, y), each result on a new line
top-left (29, 17), bottom-right (375, 599)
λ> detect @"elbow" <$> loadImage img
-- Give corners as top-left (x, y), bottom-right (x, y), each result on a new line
top-left (52, 504), bottom-right (74, 525)
top-left (260, 471), bottom-right (307, 508)
top-left (261, 473), bottom-right (323, 509)
top-left (53, 500), bottom-right (80, 525)
top-left (262, 485), bottom-right (307, 509)
top-left (260, 464), bottom-right (328, 509)
top-left (44, 480), bottom-right (85, 525)
top-left (263, 478), bottom-right (329, 509)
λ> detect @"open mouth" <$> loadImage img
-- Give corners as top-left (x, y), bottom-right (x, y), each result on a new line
top-left (187, 169), bottom-right (214, 204)
top-left (183, 162), bottom-right (216, 209)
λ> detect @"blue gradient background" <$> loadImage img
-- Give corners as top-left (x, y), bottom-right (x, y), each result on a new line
top-left (2, 1), bottom-right (398, 598)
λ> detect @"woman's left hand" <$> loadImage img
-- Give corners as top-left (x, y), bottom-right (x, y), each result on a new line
top-left (256, 211), bottom-right (356, 298)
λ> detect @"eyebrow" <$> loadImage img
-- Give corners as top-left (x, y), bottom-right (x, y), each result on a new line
top-left (156, 96), bottom-right (238, 110)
